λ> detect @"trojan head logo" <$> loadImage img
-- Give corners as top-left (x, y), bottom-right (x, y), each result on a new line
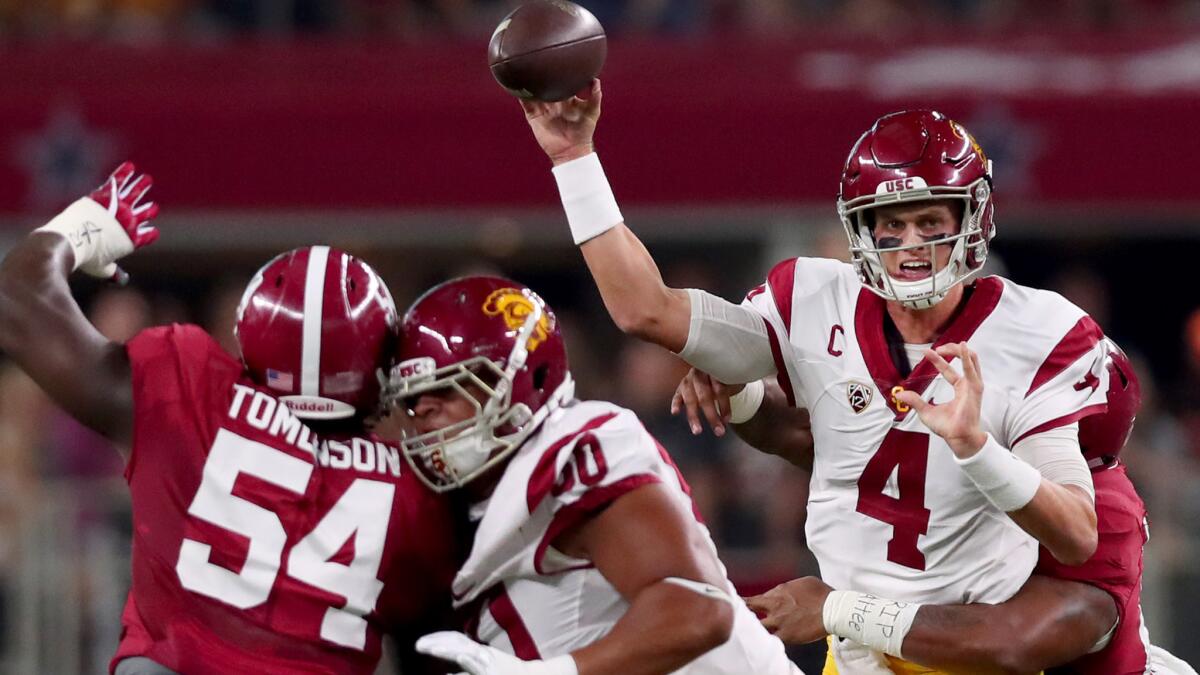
top-left (950, 120), bottom-right (987, 164)
top-left (847, 381), bottom-right (873, 414)
top-left (483, 288), bottom-right (553, 351)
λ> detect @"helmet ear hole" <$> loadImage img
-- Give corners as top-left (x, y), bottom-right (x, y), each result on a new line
top-left (274, 274), bottom-right (284, 288)
top-left (532, 363), bottom-right (549, 391)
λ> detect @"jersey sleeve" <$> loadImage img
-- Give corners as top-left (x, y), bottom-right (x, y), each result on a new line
top-left (740, 257), bottom-right (849, 408)
top-left (525, 408), bottom-right (671, 574)
top-left (1005, 317), bottom-right (1111, 446)
top-left (124, 324), bottom-right (241, 480)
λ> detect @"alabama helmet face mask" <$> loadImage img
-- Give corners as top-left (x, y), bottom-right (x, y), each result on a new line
top-left (387, 276), bottom-right (574, 493)
top-left (838, 109), bottom-right (997, 309)
top-left (236, 246), bottom-right (398, 420)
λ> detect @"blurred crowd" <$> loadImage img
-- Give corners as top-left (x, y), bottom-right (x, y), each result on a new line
top-left (0, 232), bottom-right (1198, 670)
top-left (1, 0), bottom-right (1198, 42)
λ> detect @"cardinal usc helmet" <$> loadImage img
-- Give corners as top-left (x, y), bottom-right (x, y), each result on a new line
top-left (235, 246), bottom-right (398, 420)
top-left (387, 276), bottom-right (574, 492)
top-left (838, 110), bottom-right (996, 309)
top-left (1078, 341), bottom-right (1142, 468)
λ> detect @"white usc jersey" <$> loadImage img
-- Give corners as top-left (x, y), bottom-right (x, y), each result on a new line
top-left (452, 400), bottom-right (798, 674)
top-left (745, 258), bottom-right (1110, 605)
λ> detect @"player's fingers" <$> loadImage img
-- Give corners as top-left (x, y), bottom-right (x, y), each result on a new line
top-left (106, 162), bottom-right (135, 190)
top-left (759, 612), bottom-right (783, 633)
top-left (587, 78), bottom-right (602, 115)
top-left (670, 387), bottom-right (683, 415)
top-left (678, 380), bottom-right (703, 435)
top-left (519, 98), bottom-right (540, 117)
top-left (126, 173), bottom-right (153, 205)
top-left (745, 591), bottom-right (783, 612)
top-left (713, 382), bottom-right (733, 425)
top-left (925, 348), bottom-right (959, 385)
top-left (137, 202), bottom-right (160, 222)
top-left (963, 343), bottom-right (983, 386)
top-left (895, 390), bottom-right (929, 415)
top-left (694, 377), bottom-right (726, 437)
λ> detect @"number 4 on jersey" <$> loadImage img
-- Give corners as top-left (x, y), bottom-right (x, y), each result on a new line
top-left (855, 429), bottom-right (932, 570)
top-left (175, 429), bottom-right (395, 650)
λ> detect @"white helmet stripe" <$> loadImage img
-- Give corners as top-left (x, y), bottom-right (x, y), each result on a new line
top-left (300, 246), bottom-right (331, 396)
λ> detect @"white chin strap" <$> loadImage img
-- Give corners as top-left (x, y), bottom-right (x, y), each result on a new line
top-left (434, 429), bottom-right (497, 483)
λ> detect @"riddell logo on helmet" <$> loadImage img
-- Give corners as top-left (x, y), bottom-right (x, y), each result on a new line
top-left (876, 177), bottom-right (929, 194)
top-left (286, 400), bottom-right (335, 413)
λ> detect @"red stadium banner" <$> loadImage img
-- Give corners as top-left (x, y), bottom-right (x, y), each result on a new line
top-left (2, 34), bottom-right (1197, 215)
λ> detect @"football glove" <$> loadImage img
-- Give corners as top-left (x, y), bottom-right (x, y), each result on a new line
top-left (36, 161), bottom-right (159, 280)
top-left (415, 631), bottom-right (577, 675)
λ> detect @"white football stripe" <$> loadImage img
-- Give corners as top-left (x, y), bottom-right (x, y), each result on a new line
top-left (301, 246), bottom-right (330, 396)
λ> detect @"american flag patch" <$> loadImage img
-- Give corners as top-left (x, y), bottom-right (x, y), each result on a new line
top-left (265, 369), bottom-right (294, 391)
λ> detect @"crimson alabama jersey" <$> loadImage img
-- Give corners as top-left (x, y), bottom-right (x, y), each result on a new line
top-left (1040, 462), bottom-right (1151, 675)
top-left (745, 258), bottom-right (1110, 605)
top-left (452, 400), bottom-right (799, 675)
top-left (111, 324), bottom-right (458, 675)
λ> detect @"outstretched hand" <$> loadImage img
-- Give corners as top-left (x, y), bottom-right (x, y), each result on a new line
top-left (894, 342), bottom-right (988, 458)
top-left (521, 79), bottom-right (602, 166)
top-left (670, 368), bottom-right (744, 437)
top-left (82, 161), bottom-right (160, 280)
top-left (743, 577), bottom-right (832, 645)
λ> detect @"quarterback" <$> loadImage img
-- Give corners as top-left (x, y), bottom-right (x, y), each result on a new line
top-left (0, 165), bottom-right (459, 674)
top-left (386, 276), bottom-right (801, 675)
top-left (678, 345), bottom-right (1190, 674)
top-left (517, 84), bottom-right (1115, 673)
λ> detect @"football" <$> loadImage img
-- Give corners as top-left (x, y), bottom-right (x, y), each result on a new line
top-left (487, 0), bottom-right (607, 102)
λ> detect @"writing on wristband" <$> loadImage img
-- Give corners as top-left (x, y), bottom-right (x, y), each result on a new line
top-left (551, 153), bottom-right (623, 245)
top-left (34, 198), bottom-right (131, 274)
top-left (822, 589), bottom-right (920, 660)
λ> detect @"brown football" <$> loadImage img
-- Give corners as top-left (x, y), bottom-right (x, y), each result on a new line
top-left (488, 0), bottom-right (607, 102)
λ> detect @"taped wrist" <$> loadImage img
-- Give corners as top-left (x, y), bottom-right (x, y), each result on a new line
top-left (728, 380), bottom-right (766, 424)
top-left (34, 198), bottom-right (132, 274)
top-left (822, 590), bottom-right (920, 660)
top-left (955, 434), bottom-right (1042, 512)
top-left (551, 153), bottom-right (623, 245)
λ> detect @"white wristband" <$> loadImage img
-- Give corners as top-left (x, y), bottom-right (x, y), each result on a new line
top-left (822, 590), bottom-right (920, 660)
top-left (727, 379), bottom-right (765, 424)
top-left (551, 152), bottom-right (623, 245)
top-left (34, 197), bottom-right (132, 276)
top-left (533, 654), bottom-right (578, 675)
top-left (955, 433), bottom-right (1042, 512)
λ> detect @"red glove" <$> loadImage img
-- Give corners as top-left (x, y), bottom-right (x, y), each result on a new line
top-left (38, 161), bottom-right (161, 281)
top-left (87, 161), bottom-right (160, 251)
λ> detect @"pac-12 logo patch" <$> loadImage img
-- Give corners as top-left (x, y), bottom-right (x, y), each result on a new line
top-left (847, 381), bottom-right (873, 414)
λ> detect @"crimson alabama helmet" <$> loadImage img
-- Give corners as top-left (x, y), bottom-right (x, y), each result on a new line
top-left (386, 276), bottom-right (574, 492)
top-left (1078, 341), bottom-right (1142, 468)
top-left (236, 246), bottom-right (398, 420)
top-left (838, 110), bottom-right (996, 309)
